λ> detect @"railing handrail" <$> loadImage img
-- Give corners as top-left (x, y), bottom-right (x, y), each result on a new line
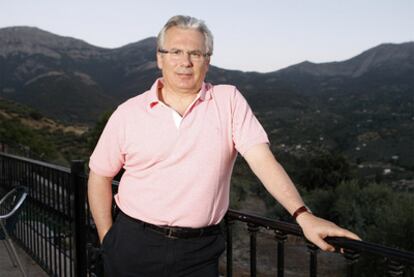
top-left (0, 152), bottom-right (70, 173)
top-left (227, 209), bottom-right (414, 265)
top-left (1, 152), bottom-right (413, 276)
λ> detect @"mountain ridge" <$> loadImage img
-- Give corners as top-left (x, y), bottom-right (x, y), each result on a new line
top-left (276, 41), bottom-right (414, 78)
top-left (2, 26), bottom-right (412, 73)
top-left (0, 26), bottom-right (412, 182)
top-left (0, 26), bottom-right (412, 122)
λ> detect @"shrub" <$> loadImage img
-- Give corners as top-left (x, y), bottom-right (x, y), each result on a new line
top-left (298, 152), bottom-right (353, 190)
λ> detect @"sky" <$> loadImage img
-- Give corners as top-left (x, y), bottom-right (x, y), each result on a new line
top-left (1, 0), bottom-right (413, 73)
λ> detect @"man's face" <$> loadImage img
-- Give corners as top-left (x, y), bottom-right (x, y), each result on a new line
top-left (157, 26), bottom-right (210, 95)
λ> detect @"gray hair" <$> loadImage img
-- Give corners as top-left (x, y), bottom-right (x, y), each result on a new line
top-left (157, 15), bottom-right (214, 55)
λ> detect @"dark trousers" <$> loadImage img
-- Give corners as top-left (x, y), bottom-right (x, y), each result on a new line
top-left (101, 212), bottom-right (225, 277)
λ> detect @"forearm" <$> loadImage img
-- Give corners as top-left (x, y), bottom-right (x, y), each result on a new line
top-left (87, 170), bottom-right (114, 243)
top-left (244, 144), bottom-right (305, 215)
top-left (257, 159), bottom-right (304, 215)
top-left (244, 143), bottom-right (361, 251)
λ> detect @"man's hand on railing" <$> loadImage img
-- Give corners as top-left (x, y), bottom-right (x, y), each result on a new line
top-left (296, 212), bottom-right (361, 252)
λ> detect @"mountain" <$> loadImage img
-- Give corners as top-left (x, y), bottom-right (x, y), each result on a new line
top-left (0, 27), bottom-right (160, 122)
top-left (2, 26), bottom-right (412, 121)
top-left (278, 42), bottom-right (414, 78)
top-left (264, 42), bottom-right (414, 96)
top-left (0, 26), bottom-right (315, 122)
top-left (0, 26), bottom-right (413, 182)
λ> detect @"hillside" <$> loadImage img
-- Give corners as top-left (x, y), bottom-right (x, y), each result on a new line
top-left (0, 97), bottom-right (89, 164)
top-left (0, 26), bottom-right (413, 184)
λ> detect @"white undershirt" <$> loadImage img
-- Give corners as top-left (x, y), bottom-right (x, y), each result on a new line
top-left (171, 109), bottom-right (183, 128)
top-left (158, 101), bottom-right (183, 128)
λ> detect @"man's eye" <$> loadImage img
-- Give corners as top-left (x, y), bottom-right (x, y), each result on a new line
top-left (171, 49), bottom-right (182, 55)
top-left (190, 51), bottom-right (202, 58)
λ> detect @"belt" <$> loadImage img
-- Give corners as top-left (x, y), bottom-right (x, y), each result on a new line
top-left (119, 211), bottom-right (222, 239)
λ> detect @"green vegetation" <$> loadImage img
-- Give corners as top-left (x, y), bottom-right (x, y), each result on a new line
top-left (86, 110), bottom-right (113, 152)
top-left (305, 181), bottom-right (414, 276)
top-left (0, 98), bottom-right (90, 165)
top-left (0, 118), bottom-right (60, 160)
top-left (236, 151), bottom-right (414, 276)
top-left (0, 97), bottom-right (40, 117)
top-left (335, 182), bottom-right (413, 249)
top-left (297, 151), bottom-right (353, 190)
top-left (1, 98), bottom-right (412, 275)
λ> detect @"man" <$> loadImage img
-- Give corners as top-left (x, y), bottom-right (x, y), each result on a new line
top-left (88, 15), bottom-right (360, 277)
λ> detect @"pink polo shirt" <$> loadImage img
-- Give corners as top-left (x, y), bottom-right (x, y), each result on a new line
top-left (89, 78), bottom-right (269, 228)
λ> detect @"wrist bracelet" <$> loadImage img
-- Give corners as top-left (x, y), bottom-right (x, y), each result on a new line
top-left (292, 205), bottom-right (312, 220)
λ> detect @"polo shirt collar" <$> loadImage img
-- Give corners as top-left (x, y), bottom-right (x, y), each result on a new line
top-left (147, 78), bottom-right (212, 110)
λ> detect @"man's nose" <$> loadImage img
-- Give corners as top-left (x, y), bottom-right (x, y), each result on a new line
top-left (179, 52), bottom-right (193, 66)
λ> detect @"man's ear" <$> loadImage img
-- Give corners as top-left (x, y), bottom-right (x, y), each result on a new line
top-left (205, 58), bottom-right (210, 71)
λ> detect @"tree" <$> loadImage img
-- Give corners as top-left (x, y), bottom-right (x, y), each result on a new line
top-left (87, 110), bottom-right (114, 151)
top-left (298, 152), bottom-right (353, 190)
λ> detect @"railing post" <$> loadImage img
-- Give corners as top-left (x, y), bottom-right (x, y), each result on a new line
top-left (274, 230), bottom-right (287, 277)
top-left (0, 154), bottom-right (10, 188)
top-left (307, 242), bottom-right (318, 277)
top-left (225, 216), bottom-right (234, 277)
top-left (71, 160), bottom-right (87, 277)
top-left (343, 248), bottom-right (359, 277)
top-left (0, 154), bottom-right (5, 186)
top-left (247, 223), bottom-right (259, 277)
top-left (387, 259), bottom-right (404, 277)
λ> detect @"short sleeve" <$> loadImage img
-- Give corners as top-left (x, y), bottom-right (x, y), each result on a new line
top-left (89, 108), bottom-right (125, 177)
top-left (232, 88), bottom-right (270, 156)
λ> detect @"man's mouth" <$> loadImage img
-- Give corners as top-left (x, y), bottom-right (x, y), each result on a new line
top-left (176, 72), bottom-right (193, 78)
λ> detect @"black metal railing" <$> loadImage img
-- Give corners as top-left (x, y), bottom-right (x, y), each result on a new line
top-left (0, 152), bottom-right (76, 276)
top-left (1, 152), bottom-right (413, 277)
top-left (225, 210), bottom-right (414, 276)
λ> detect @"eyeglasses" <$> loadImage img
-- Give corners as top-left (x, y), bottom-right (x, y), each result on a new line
top-left (158, 48), bottom-right (211, 62)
